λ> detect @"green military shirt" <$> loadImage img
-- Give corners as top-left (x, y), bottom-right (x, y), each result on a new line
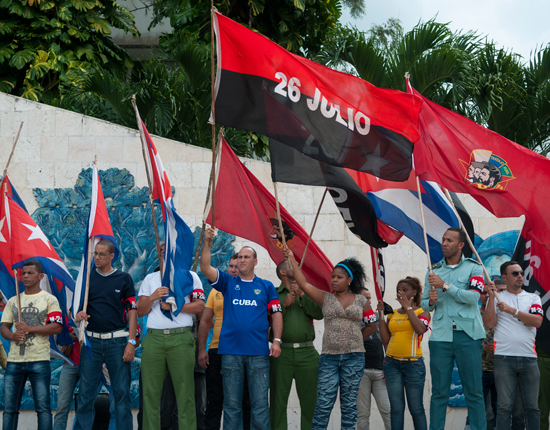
top-left (421, 255), bottom-right (486, 341)
top-left (271, 284), bottom-right (324, 344)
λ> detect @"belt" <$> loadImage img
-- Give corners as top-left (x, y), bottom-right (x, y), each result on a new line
top-left (452, 322), bottom-right (463, 331)
top-left (280, 341), bottom-right (314, 349)
top-left (86, 329), bottom-right (128, 339)
top-left (387, 356), bottom-right (420, 362)
top-left (148, 327), bottom-right (191, 335)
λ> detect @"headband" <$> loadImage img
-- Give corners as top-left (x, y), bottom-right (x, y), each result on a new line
top-left (335, 263), bottom-right (353, 280)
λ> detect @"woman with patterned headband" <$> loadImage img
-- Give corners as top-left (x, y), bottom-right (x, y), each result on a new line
top-left (377, 276), bottom-right (430, 430)
top-left (283, 247), bottom-right (376, 430)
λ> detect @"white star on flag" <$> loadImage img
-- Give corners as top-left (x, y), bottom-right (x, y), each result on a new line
top-left (22, 223), bottom-right (51, 249)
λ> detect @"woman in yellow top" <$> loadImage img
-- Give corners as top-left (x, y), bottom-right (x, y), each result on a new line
top-left (377, 277), bottom-right (430, 430)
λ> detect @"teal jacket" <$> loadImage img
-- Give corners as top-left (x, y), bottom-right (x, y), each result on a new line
top-left (421, 255), bottom-right (485, 342)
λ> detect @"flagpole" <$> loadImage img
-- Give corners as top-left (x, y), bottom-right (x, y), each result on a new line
top-left (2, 122), bottom-right (23, 177)
top-left (300, 188), bottom-right (327, 269)
top-left (131, 96), bottom-right (163, 278)
top-left (416, 177), bottom-right (434, 277)
top-left (209, 3), bottom-right (217, 231)
top-left (79, 235), bottom-right (93, 344)
top-left (442, 188), bottom-right (501, 303)
top-left (193, 130), bottom-right (224, 271)
top-left (13, 270), bottom-right (23, 328)
top-left (273, 182), bottom-right (287, 249)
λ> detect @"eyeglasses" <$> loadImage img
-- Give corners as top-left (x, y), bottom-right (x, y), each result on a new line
top-left (510, 270), bottom-right (524, 277)
top-left (93, 252), bottom-right (111, 258)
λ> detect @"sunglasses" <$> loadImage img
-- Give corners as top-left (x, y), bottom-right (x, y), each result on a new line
top-left (510, 270), bottom-right (524, 277)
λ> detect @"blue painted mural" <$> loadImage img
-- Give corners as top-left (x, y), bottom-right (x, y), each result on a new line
top-left (0, 168), bottom-right (235, 410)
top-left (448, 230), bottom-right (519, 408)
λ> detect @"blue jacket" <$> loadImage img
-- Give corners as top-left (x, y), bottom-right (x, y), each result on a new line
top-left (421, 255), bottom-right (485, 342)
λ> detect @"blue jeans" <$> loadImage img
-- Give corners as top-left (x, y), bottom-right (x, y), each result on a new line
top-left (3, 360), bottom-right (52, 430)
top-left (221, 355), bottom-right (270, 430)
top-left (384, 356), bottom-right (427, 430)
top-left (312, 352), bottom-right (364, 430)
top-left (53, 362), bottom-right (80, 430)
top-left (74, 337), bottom-right (132, 430)
top-left (494, 355), bottom-right (540, 430)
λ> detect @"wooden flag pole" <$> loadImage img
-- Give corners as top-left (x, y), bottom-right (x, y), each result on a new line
top-left (131, 96), bottom-right (163, 278)
top-left (193, 129), bottom-right (223, 271)
top-left (416, 177), bottom-right (434, 277)
top-left (209, 2), bottom-right (217, 232)
top-left (3, 122), bottom-right (24, 177)
top-left (13, 270), bottom-right (22, 324)
top-left (273, 182), bottom-right (287, 249)
top-left (442, 188), bottom-right (501, 303)
top-left (300, 188), bottom-right (328, 268)
top-left (79, 235), bottom-right (94, 343)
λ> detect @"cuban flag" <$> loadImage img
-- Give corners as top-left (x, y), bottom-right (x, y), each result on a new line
top-left (72, 163), bottom-right (119, 317)
top-left (141, 120), bottom-right (195, 317)
top-left (71, 163), bottom-right (118, 356)
top-left (1, 190), bottom-right (76, 361)
top-left (349, 170), bottom-right (460, 264)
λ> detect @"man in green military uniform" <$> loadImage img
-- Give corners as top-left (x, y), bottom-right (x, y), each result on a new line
top-left (421, 227), bottom-right (488, 430)
top-left (270, 260), bottom-right (324, 430)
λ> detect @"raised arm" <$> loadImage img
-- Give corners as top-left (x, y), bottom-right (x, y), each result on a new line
top-left (200, 228), bottom-right (219, 283)
top-left (283, 247), bottom-right (325, 307)
top-left (483, 283), bottom-right (498, 329)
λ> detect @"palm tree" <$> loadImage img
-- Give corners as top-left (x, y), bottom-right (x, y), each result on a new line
top-left (317, 19), bottom-right (550, 155)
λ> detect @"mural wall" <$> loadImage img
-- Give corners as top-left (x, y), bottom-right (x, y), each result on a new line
top-left (0, 168), bottom-right (235, 409)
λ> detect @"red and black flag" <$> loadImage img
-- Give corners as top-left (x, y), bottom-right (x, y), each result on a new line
top-left (204, 138), bottom-right (334, 292)
top-left (512, 224), bottom-right (550, 355)
top-left (269, 139), bottom-right (402, 249)
top-left (213, 11), bottom-right (422, 182)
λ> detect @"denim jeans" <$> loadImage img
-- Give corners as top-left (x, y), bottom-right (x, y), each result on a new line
top-left (221, 355), bottom-right (270, 430)
top-left (53, 362), bottom-right (80, 430)
top-left (3, 360), bottom-right (52, 430)
top-left (74, 336), bottom-right (132, 430)
top-left (312, 352), bottom-right (365, 430)
top-left (383, 356), bottom-right (427, 430)
top-left (494, 355), bottom-right (540, 430)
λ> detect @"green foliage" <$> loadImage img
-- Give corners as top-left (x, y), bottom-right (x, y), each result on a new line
top-left (54, 29), bottom-right (268, 158)
top-left (0, 0), bottom-right (139, 102)
top-left (149, 0), bottom-right (344, 56)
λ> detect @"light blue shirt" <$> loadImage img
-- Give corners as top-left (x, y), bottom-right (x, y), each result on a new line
top-left (422, 255), bottom-right (486, 342)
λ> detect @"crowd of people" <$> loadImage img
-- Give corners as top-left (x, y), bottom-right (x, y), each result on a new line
top-left (0, 226), bottom-right (548, 430)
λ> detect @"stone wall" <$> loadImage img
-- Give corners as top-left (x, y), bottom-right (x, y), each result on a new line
top-left (0, 92), bottom-right (525, 429)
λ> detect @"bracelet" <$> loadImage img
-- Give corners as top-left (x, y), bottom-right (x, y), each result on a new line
top-left (407, 307), bottom-right (413, 311)
top-left (273, 338), bottom-right (282, 343)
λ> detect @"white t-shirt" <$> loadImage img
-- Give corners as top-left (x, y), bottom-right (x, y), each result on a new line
top-left (491, 290), bottom-right (543, 358)
top-left (139, 271), bottom-right (203, 329)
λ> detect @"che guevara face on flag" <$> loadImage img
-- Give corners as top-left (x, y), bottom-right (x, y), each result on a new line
top-left (461, 149), bottom-right (515, 190)
top-left (213, 12), bottom-right (422, 182)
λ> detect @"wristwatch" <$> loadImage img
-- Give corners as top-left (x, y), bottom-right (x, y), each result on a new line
top-left (128, 339), bottom-right (137, 346)
top-left (407, 307), bottom-right (413, 311)
top-left (442, 282), bottom-right (450, 292)
top-left (273, 338), bottom-right (282, 343)
top-left (513, 309), bottom-right (519, 319)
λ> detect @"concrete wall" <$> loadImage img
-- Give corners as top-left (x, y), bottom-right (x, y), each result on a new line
top-left (0, 92), bottom-right (525, 429)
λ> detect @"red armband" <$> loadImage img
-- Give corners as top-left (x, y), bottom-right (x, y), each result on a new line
top-left (363, 309), bottom-right (376, 324)
top-left (418, 315), bottom-right (430, 332)
top-left (468, 276), bottom-right (485, 294)
top-left (268, 299), bottom-right (282, 315)
top-left (529, 304), bottom-right (544, 317)
top-left (191, 289), bottom-right (205, 301)
top-left (125, 297), bottom-right (137, 310)
top-left (47, 311), bottom-right (63, 326)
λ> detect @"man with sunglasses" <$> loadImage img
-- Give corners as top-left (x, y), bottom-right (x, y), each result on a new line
top-left (483, 261), bottom-right (544, 430)
top-left (74, 240), bottom-right (137, 430)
